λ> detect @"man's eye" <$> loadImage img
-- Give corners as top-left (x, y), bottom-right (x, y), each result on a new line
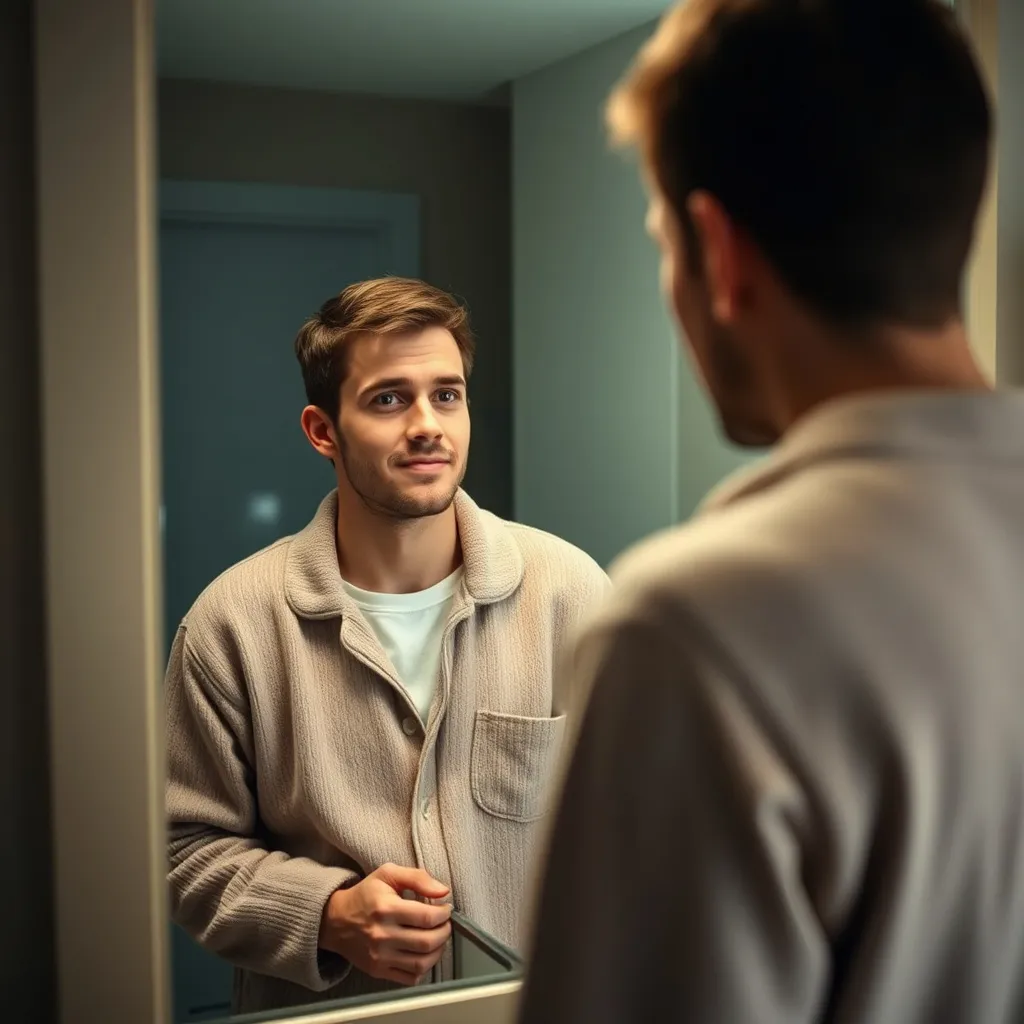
top-left (373, 393), bottom-right (399, 407)
top-left (437, 389), bottom-right (460, 403)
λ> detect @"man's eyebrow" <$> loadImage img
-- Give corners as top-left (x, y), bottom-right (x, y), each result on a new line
top-left (359, 376), bottom-right (411, 397)
top-left (358, 374), bottom-right (466, 398)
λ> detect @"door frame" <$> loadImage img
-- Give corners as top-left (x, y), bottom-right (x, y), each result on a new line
top-left (160, 180), bottom-right (420, 274)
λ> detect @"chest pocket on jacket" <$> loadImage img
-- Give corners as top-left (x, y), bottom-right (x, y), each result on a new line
top-left (470, 710), bottom-right (566, 823)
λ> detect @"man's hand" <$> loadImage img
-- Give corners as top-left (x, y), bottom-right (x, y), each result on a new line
top-left (318, 863), bottom-right (452, 986)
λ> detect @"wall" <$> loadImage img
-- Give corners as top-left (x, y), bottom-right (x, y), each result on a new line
top-left (961, 0), bottom-right (1024, 386)
top-left (158, 80), bottom-right (512, 517)
top-left (0, 2), bottom-right (57, 1022)
top-left (995, 0), bottom-right (1024, 385)
top-left (512, 25), bottom-right (748, 568)
top-left (964, 0), bottom-right (998, 380)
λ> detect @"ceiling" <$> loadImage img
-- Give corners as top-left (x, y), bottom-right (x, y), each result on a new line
top-left (157, 0), bottom-right (672, 104)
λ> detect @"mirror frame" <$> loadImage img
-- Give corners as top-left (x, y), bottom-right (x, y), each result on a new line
top-left (33, 0), bottom-right (995, 1021)
top-left (37, 0), bottom-right (168, 1020)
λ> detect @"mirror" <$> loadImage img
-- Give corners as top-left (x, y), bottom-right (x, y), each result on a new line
top-left (205, 913), bottom-right (521, 1024)
top-left (155, 1), bottom-right (746, 1020)
top-left (23, 0), bottom-right (1011, 1021)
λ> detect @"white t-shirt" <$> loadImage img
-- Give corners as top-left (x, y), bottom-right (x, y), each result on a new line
top-left (341, 568), bottom-right (463, 722)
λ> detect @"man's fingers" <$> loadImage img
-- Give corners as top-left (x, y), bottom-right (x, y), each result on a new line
top-left (386, 946), bottom-right (446, 979)
top-left (388, 896), bottom-right (452, 930)
top-left (381, 966), bottom-right (422, 987)
top-left (376, 863), bottom-right (451, 901)
top-left (390, 922), bottom-right (452, 955)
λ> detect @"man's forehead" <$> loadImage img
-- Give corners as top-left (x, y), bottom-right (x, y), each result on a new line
top-left (344, 327), bottom-right (462, 382)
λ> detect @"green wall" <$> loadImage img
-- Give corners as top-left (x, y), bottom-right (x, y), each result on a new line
top-left (512, 23), bottom-right (749, 568)
top-left (159, 81), bottom-right (513, 519)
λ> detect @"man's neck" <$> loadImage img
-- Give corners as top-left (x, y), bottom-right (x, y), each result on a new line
top-left (771, 318), bottom-right (992, 437)
top-left (334, 489), bottom-right (461, 595)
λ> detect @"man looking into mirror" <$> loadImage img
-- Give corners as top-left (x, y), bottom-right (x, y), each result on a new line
top-left (519, 2), bottom-right (1024, 1022)
top-left (165, 276), bottom-right (608, 1013)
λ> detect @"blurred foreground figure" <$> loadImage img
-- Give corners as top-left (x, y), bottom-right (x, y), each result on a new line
top-left (519, 2), bottom-right (1024, 1022)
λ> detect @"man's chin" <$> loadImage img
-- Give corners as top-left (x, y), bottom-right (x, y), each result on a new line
top-left (388, 484), bottom-right (459, 519)
top-left (719, 413), bottom-right (778, 449)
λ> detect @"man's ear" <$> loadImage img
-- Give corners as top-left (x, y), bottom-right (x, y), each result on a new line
top-left (687, 190), bottom-right (745, 324)
top-left (300, 406), bottom-right (338, 460)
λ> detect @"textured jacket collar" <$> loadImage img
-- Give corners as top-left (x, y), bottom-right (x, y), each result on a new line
top-left (285, 489), bottom-right (524, 619)
top-left (700, 389), bottom-right (1024, 515)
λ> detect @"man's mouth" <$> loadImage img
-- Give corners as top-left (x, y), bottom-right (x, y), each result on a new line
top-left (397, 456), bottom-right (451, 471)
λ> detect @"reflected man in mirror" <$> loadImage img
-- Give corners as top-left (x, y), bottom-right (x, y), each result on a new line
top-left (165, 276), bottom-right (609, 1014)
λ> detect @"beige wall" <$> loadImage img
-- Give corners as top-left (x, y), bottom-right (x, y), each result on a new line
top-left (965, 0), bottom-right (998, 380)
top-left (158, 80), bottom-right (513, 516)
top-left (0, 2), bottom-right (57, 1021)
top-left (964, 0), bottom-right (1024, 385)
top-left (995, 0), bottom-right (1024, 385)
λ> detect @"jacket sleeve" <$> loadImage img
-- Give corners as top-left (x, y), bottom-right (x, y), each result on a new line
top-left (165, 623), bottom-right (359, 992)
top-left (519, 611), bottom-right (831, 1024)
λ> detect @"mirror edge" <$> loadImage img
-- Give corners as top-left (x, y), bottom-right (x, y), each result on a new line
top-left (35, 0), bottom-right (169, 1021)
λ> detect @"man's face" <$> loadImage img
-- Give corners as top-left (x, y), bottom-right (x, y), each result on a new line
top-left (647, 189), bottom-right (779, 447)
top-left (332, 326), bottom-right (470, 519)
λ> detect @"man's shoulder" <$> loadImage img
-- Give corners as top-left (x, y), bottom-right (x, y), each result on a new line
top-left (183, 534), bottom-right (294, 635)
top-left (608, 517), bottom-right (744, 594)
top-left (499, 517), bottom-right (609, 592)
top-left (604, 498), bottom-right (828, 633)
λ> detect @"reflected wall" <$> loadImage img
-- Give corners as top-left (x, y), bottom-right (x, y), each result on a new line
top-left (158, 81), bottom-right (512, 517)
top-left (513, 24), bottom-right (750, 568)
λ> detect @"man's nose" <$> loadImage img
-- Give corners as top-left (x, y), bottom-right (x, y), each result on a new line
top-left (406, 397), bottom-right (443, 442)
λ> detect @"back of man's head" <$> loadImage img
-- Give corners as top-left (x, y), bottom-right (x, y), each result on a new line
top-left (608, 0), bottom-right (992, 329)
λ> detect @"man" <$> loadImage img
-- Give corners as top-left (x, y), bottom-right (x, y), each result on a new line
top-left (165, 276), bottom-right (608, 1014)
top-left (520, 2), bottom-right (1024, 1023)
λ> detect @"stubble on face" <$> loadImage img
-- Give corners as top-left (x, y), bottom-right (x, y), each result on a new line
top-left (336, 427), bottom-right (466, 520)
top-left (650, 191), bottom-right (778, 448)
top-left (330, 327), bottom-right (472, 520)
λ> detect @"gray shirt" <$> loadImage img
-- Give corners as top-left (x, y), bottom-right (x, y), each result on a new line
top-left (520, 390), bottom-right (1024, 1024)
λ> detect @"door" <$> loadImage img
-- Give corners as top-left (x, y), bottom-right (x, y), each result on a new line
top-left (159, 180), bottom-right (420, 1022)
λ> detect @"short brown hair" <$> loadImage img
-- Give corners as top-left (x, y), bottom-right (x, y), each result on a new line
top-left (295, 276), bottom-right (475, 422)
top-left (607, 0), bottom-right (991, 328)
